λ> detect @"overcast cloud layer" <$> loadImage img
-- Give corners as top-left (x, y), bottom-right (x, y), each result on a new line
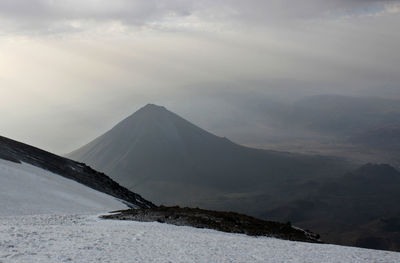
top-left (0, 0), bottom-right (399, 153)
top-left (0, 0), bottom-right (398, 33)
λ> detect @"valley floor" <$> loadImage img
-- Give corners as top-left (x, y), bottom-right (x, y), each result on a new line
top-left (0, 214), bottom-right (399, 263)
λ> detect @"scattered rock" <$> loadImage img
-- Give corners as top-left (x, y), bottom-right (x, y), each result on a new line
top-left (102, 206), bottom-right (321, 243)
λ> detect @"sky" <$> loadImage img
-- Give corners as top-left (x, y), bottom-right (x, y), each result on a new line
top-left (0, 0), bottom-right (399, 154)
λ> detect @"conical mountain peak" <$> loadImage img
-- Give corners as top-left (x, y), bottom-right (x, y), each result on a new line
top-left (68, 104), bottom-right (353, 221)
top-left (68, 104), bottom-right (225, 165)
top-left (117, 103), bottom-right (217, 141)
top-left (141, 103), bottom-right (167, 112)
top-left (131, 103), bottom-right (169, 118)
top-left (129, 103), bottom-right (175, 121)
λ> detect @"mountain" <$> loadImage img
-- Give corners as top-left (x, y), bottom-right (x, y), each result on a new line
top-left (286, 95), bottom-right (400, 136)
top-left (233, 94), bottom-right (400, 168)
top-left (349, 124), bottom-right (400, 152)
top-left (0, 135), bottom-right (154, 216)
top-left (68, 104), bottom-right (354, 216)
top-left (263, 163), bottom-right (400, 251)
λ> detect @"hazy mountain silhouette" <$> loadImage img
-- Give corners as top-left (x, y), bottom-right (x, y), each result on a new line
top-left (263, 163), bottom-right (400, 251)
top-left (68, 104), bottom-right (353, 215)
top-left (237, 95), bottom-right (400, 167)
top-left (286, 95), bottom-right (400, 136)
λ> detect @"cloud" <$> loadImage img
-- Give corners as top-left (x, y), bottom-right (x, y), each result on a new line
top-left (0, 0), bottom-right (397, 35)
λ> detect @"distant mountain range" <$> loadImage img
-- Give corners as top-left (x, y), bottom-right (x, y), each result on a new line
top-left (241, 94), bottom-right (400, 167)
top-left (68, 103), bottom-right (400, 251)
top-left (287, 95), bottom-right (400, 136)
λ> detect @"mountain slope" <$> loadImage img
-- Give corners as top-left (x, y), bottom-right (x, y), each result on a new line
top-left (68, 104), bottom-right (354, 215)
top-left (0, 159), bottom-right (128, 216)
top-left (0, 135), bottom-right (155, 211)
top-left (262, 163), bottom-right (400, 251)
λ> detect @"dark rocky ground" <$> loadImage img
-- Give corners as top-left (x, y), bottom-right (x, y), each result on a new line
top-left (101, 206), bottom-right (321, 243)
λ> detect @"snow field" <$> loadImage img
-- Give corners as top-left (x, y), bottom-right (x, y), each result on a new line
top-left (0, 214), bottom-right (399, 263)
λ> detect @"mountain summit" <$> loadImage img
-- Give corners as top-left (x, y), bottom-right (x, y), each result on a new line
top-left (68, 104), bottom-right (353, 213)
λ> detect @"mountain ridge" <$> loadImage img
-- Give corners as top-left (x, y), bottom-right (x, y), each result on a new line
top-left (262, 163), bottom-right (400, 251)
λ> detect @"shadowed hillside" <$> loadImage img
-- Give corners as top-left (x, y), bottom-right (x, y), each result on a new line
top-left (262, 164), bottom-right (400, 251)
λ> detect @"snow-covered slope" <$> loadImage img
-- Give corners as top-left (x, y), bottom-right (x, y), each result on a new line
top-left (0, 159), bottom-right (128, 216)
top-left (0, 135), bottom-right (155, 209)
top-left (0, 214), bottom-right (399, 263)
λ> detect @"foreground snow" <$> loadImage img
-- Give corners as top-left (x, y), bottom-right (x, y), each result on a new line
top-left (0, 214), bottom-right (399, 263)
top-left (0, 159), bottom-right (127, 216)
